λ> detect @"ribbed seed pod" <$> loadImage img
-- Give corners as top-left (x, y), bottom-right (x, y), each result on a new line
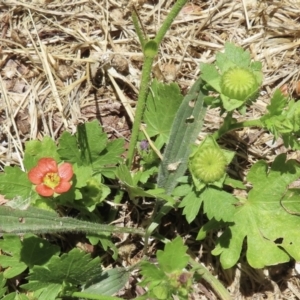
top-left (220, 67), bottom-right (258, 101)
top-left (189, 147), bottom-right (227, 183)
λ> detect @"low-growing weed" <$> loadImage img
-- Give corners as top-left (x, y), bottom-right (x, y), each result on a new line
top-left (1, 0), bottom-right (300, 299)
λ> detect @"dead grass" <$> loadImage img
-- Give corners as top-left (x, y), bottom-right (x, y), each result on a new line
top-left (1, 0), bottom-right (300, 299)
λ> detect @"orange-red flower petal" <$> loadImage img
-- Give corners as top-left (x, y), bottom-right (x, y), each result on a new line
top-left (36, 184), bottom-right (55, 197)
top-left (37, 158), bottom-right (58, 173)
top-left (58, 163), bottom-right (73, 181)
top-left (54, 181), bottom-right (72, 194)
top-left (28, 166), bottom-right (45, 184)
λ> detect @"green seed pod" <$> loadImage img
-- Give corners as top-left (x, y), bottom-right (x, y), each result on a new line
top-left (220, 67), bottom-right (258, 101)
top-left (189, 147), bottom-right (227, 183)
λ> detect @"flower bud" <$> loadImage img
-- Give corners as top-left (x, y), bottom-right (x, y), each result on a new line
top-left (189, 147), bottom-right (227, 184)
top-left (220, 67), bottom-right (258, 101)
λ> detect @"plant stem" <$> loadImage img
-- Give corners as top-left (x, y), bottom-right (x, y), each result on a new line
top-left (127, 0), bottom-right (188, 168)
top-left (132, 8), bottom-right (146, 49)
top-left (212, 118), bottom-right (264, 140)
top-left (107, 189), bottom-right (124, 223)
top-left (126, 55), bottom-right (155, 167)
top-left (189, 258), bottom-right (232, 300)
top-left (154, 0), bottom-right (188, 45)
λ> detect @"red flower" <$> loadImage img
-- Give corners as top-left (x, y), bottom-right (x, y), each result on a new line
top-left (28, 158), bottom-right (73, 197)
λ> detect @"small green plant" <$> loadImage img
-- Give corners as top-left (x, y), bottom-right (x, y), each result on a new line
top-left (1, 0), bottom-right (300, 299)
top-left (138, 237), bottom-right (192, 300)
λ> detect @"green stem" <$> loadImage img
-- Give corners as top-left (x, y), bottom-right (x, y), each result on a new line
top-left (127, 0), bottom-right (188, 168)
top-left (189, 258), bottom-right (231, 300)
top-left (126, 55), bottom-right (155, 167)
top-left (72, 292), bottom-right (121, 300)
top-left (107, 189), bottom-right (124, 223)
top-left (154, 0), bottom-right (188, 45)
top-left (213, 118), bottom-right (264, 140)
top-left (132, 8), bottom-right (147, 49)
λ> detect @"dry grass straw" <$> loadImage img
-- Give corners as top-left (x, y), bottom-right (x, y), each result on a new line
top-left (1, 0), bottom-right (300, 298)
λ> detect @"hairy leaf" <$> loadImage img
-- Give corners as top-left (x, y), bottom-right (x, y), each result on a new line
top-left (83, 268), bottom-right (129, 296)
top-left (0, 205), bottom-right (145, 236)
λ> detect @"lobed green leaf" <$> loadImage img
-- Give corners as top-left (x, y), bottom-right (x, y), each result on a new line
top-left (213, 154), bottom-right (300, 268)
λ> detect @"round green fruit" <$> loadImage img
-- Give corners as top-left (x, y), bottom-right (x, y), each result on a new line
top-left (190, 147), bottom-right (227, 183)
top-left (220, 67), bottom-right (258, 101)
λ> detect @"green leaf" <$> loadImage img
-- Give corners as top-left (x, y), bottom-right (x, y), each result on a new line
top-left (172, 184), bottom-right (192, 197)
top-left (0, 205), bottom-right (145, 236)
top-left (27, 284), bottom-right (61, 300)
top-left (157, 236), bottom-right (189, 273)
top-left (261, 90), bottom-right (291, 138)
top-left (88, 232), bottom-right (118, 260)
top-left (178, 189), bottom-right (204, 224)
top-left (138, 166), bottom-right (158, 184)
top-left (73, 164), bottom-right (93, 188)
top-left (143, 79), bottom-right (183, 143)
top-left (83, 268), bottom-right (129, 296)
top-left (23, 136), bottom-right (60, 170)
top-left (0, 235), bottom-right (27, 278)
top-left (220, 94), bottom-right (246, 111)
top-left (21, 248), bottom-right (101, 300)
top-left (157, 77), bottom-right (207, 194)
top-left (152, 285), bottom-right (170, 300)
top-left (2, 293), bottom-right (30, 300)
top-left (79, 176), bottom-right (111, 211)
top-left (0, 273), bottom-right (7, 298)
top-left (77, 120), bottom-right (107, 163)
top-left (57, 131), bottom-right (81, 164)
top-left (58, 120), bottom-right (107, 166)
top-left (224, 177), bottom-right (246, 190)
top-left (261, 91), bottom-right (300, 148)
top-left (94, 138), bottom-right (125, 167)
top-left (179, 188), bottom-right (237, 224)
top-left (196, 218), bottom-right (225, 240)
top-left (199, 63), bottom-right (221, 92)
top-left (265, 89), bottom-right (287, 116)
top-left (0, 167), bottom-right (33, 200)
top-left (286, 100), bottom-right (300, 132)
top-left (202, 188), bottom-right (238, 221)
top-left (139, 238), bottom-right (192, 300)
top-left (0, 234), bottom-right (59, 278)
top-left (216, 42), bottom-right (251, 72)
top-left (116, 165), bottom-right (174, 204)
top-left (20, 234), bottom-right (60, 267)
top-left (139, 262), bottom-right (167, 289)
top-left (213, 154), bottom-right (300, 269)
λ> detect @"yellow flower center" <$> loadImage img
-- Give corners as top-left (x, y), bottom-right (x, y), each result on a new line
top-left (43, 172), bottom-right (60, 189)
